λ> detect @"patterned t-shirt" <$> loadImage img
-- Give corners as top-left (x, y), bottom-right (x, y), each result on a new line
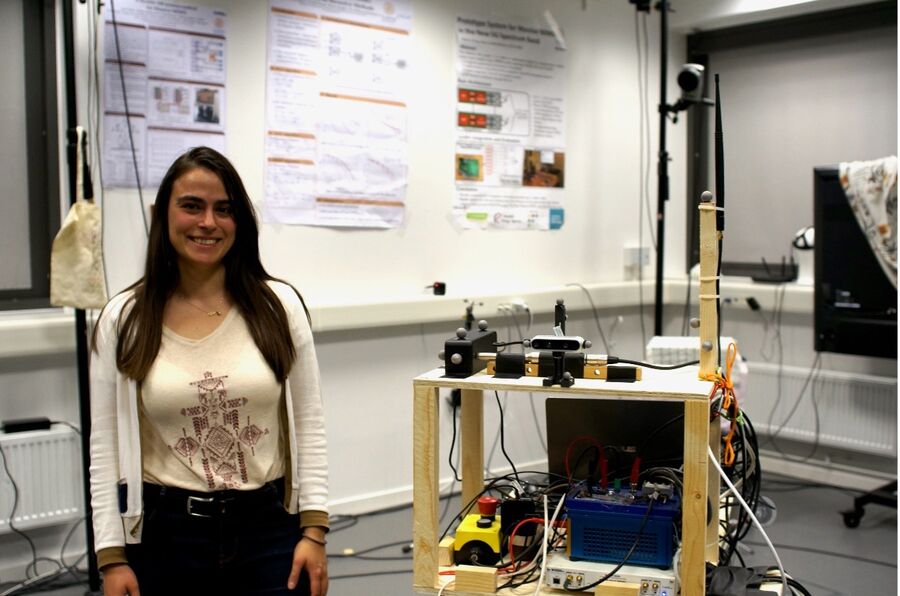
top-left (140, 308), bottom-right (285, 491)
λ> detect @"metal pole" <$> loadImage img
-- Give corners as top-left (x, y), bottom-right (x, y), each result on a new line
top-left (654, 0), bottom-right (669, 337)
top-left (62, 0), bottom-right (102, 592)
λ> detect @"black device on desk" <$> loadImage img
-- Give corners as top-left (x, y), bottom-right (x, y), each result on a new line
top-left (545, 399), bottom-right (684, 481)
top-left (527, 299), bottom-right (593, 387)
top-left (441, 320), bottom-right (497, 378)
top-left (813, 166), bottom-right (897, 359)
top-left (720, 259), bottom-right (798, 283)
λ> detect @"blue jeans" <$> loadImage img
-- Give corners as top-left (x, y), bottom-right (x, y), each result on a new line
top-left (124, 479), bottom-right (310, 595)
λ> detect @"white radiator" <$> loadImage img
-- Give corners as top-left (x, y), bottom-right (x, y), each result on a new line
top-left (0, 426), bottom-right (83, 533)
top-left (647, 335), bottom-right (738, 364)
top-left (742, 362), bottom-right (897, 457)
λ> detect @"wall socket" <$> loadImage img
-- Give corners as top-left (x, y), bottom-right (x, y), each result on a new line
top-left (624, 246), bottom-right (650, 266)
top-left (624, 246), bottom-right (649, 280)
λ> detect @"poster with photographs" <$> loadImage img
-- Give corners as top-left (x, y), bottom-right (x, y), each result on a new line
top-left (102, 0), bottom-right (227, 188)
top-left (453, 14), bottom-right (567, 230)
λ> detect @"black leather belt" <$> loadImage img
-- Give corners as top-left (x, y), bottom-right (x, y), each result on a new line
top-left (143, 478), bottom-right (284, 518)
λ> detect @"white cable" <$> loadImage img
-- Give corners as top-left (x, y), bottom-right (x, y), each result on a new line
top-left (672, 545), bottom-right (682, 588)
top-left (532, 494), bottom-right (550, 596)
top-left (437, 579), bottom-right (455, 596)
top-left (708, 445), bottom-right (789, 595)
top-left (0, 567), bottom-right (68, 596)
top-left (533, 492), bottom-right (567, 595)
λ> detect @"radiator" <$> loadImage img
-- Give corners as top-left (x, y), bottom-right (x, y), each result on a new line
top-left (742, 362), bottom-right (897, 457)
top-left (647, 335), bottom-right (738, 364)
top-left (0, 427), bottom-right (83, 533)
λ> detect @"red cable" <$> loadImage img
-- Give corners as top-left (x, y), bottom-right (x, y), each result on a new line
top-left (502, 516), bottom-right (566, 573)
top-left (630, 455), bottom-right (642, 487)
top-left (564, 435), bottom-right (607, 485)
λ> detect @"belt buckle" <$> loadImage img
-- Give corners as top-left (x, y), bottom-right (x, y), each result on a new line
top-left (186, 495), bottom-right (215, 518)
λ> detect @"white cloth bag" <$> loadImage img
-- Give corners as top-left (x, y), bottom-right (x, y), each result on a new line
top-left (839, 156), bottom-right (898, 289)
top-left (50, 126), bottom-right (107, 308)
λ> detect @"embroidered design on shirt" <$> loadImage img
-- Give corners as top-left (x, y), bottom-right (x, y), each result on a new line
top-left (173, 371), bottom-right (269, 490)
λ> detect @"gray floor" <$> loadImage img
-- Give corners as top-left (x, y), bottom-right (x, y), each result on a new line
top-left (30, 475), bottom-right (899, 595)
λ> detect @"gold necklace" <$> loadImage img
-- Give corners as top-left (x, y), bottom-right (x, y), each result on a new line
top-left (177, 293), bottom-right (225, 317)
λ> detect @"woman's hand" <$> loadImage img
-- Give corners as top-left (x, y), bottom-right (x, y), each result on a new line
top-left (288, 534), bottom-right (328, 596)
top-left (102, 564), bottom-right (140, 596)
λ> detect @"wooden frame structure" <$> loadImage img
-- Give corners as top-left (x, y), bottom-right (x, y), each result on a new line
top-left (411, 368), bottom-right (720, 595)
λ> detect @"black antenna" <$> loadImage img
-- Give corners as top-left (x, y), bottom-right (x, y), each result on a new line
top-left (714, 73), bottom-right (725, 231)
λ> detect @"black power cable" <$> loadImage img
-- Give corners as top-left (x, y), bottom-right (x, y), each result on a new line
top-left (0, 443), bottom-right (39, 580)
top-left (448, 400), bottom-right (461, 482)
top-left (493, 391), bottom-right (520, 484)
top-left (612, 357), bottom-right (698, 370)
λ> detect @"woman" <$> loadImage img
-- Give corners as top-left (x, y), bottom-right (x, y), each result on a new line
top-left (89, 147), bottom-right (329, 595)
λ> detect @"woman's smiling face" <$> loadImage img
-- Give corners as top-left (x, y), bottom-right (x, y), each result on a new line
top-left (167, 167), bottom-right (236, 272)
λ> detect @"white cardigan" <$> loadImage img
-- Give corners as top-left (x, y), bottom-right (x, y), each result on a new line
top-left (89, 281), bottom-right (329, 551)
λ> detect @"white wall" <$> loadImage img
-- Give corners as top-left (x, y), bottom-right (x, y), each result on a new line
top-left (707, 26), bottom-right (897, 264)
top-left (93, 0), bottom-right (689, 304)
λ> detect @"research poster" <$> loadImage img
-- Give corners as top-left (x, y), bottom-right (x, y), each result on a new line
top-left (263, 0), bottom-right (412, 228)
top-left (102, 0), bottom-right (227, 188)
top-left (454, 15), bottom-right (567, 230)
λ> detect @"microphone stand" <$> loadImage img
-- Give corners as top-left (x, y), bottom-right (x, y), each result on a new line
top-left (650, 1), bottom-right (712, 337)
top-left (653, 0), bottom-right (670, 337)
top-left (62, 2), bottom-right (101, 593)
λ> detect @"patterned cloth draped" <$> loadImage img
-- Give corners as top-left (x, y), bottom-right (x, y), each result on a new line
top-left (839, 155), bottom-right (897, 289)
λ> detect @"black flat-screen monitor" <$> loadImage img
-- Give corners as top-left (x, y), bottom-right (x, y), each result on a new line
top-left (813, 166), bottom-right (897, 358)
top-left (546, 398), bottom-right (684, 483)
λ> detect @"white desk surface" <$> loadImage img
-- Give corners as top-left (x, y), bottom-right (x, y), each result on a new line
top-left (414, 365), bottom-right (714, 402)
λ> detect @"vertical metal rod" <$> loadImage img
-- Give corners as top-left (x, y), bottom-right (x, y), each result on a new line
top-left (62, 0), bottom-right (101, 591)
top-left (654, 0), bottom-right (669, 337)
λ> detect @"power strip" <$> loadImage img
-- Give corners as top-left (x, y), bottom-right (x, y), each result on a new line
top-left (1, 417), bottom-right (51, 433)
top-left (544, 551), bottom-right (678, 595)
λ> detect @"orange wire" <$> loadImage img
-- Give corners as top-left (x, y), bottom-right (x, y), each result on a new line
top-left (705, 342), bottom-right (739, 466)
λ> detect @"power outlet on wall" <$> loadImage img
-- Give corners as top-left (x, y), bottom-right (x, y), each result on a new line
top-left (624, 246), bottom-right (649, 280)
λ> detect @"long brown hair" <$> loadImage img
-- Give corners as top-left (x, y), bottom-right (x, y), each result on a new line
top-left (96, 146), bottom-right (298, 382)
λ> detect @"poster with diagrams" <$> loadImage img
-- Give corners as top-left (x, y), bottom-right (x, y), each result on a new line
top-left (102, 0), bottom-right (227, 188)
top-left (454, 15), bottom-right (567, 230)
top-left (264, 0), bottom-right (412, 228)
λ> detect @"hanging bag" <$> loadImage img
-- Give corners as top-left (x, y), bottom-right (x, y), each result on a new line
top-left (50, 126), bottom-right (107, 309)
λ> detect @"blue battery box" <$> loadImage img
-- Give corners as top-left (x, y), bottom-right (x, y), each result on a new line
top-left (565, 488), bottom-right (680, 568)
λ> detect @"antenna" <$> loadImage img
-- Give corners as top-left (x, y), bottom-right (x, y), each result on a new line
top-left (714, 74), bottom-right (725, 232)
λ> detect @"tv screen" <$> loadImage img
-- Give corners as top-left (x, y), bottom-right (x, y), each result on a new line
top-left (546, 398), bottom-right (684, 483)
top-left (813, 166), bottom-right (897, 358)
